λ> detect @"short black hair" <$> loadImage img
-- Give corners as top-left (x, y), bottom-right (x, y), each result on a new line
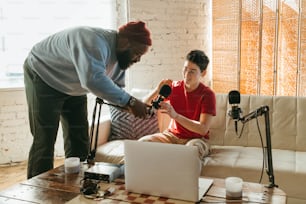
top-left (186, 50), bottom-right (209, 72)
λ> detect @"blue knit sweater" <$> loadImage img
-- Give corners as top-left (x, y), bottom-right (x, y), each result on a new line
top-left (27, 26), bottom-right (130, 106)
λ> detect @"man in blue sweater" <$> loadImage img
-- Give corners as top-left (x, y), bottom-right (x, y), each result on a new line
top-left (23, 21), bottom-right (152, 178)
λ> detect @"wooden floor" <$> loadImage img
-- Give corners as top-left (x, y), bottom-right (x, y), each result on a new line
top-left (0, 157), bottom-right (64, 191)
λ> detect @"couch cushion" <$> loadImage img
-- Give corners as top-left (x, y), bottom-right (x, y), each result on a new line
top-left (95, 140), bottom-right (125, 164)
top-left (108, 106), bottom-right (159, 141)
top-left (203, 145), bottom-right (306, 201)
top-left (210, 94), bottom-right (306, 152)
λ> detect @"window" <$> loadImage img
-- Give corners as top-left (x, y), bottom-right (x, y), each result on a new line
top-left (0, 0), bottom-right (116, 88)
top-left (212, 0), bottom-right (306, 96)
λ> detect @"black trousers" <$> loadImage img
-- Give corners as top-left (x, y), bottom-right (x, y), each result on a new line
top-left (23, 60), bottom-right (89, 178)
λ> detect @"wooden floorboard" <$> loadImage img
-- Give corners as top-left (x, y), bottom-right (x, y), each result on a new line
top-left (0, 157), bottom-right (64, 191)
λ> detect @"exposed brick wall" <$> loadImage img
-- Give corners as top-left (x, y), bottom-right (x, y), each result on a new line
top-left (126, 0), bottom-right (211, 90)
top-left (0, 0), bottom-right (211, 164)
top-left (0, 88), bottom-right (65, 164)
top-left (0, 89), bottom-right (103, 164)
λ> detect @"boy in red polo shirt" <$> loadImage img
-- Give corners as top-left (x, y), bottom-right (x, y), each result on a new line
top-left (139, 50), bottom-right (216, 160)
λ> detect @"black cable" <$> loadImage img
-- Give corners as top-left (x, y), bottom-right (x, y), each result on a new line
top-left (255, 112), bottom-right (265, 184)
top-left (237, 122), bottom-right (245, 138)
top-left (237, 109), bottom-right (266, 184)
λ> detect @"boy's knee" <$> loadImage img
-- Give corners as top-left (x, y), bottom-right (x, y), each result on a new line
top-left (186, 139), bottom-right (210, 159)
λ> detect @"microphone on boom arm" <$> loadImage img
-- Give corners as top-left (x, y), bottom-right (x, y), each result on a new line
top-left (148, 84), bottom-right (172, 116)
top-left (228, 90), bottom-right (242, 135)
top-left (227, 90), bottom-right (277, 187)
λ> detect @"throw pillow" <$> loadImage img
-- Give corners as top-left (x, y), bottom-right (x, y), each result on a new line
top-left (108, 106), bottom-right (159, 141)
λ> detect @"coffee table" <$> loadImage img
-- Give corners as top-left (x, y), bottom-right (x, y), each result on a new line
top-left (0, 164), bottom-right (286, 203)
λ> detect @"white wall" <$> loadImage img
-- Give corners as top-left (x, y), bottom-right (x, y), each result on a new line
top-left (0, 89), bottom-right (104, 164)
top-left (0, 88), bottom-right (64, 164)
top-left (0, 0), bottom-right (211, 164)
top-left (126, 0), bottom-right (212, 90)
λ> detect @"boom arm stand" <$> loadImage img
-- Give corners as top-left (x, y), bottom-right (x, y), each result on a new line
top-left (240, 105), bottom-right (278, 188)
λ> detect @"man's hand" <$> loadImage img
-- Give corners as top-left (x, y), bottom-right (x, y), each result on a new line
top-left (125, 96), bottom-right (148, 118)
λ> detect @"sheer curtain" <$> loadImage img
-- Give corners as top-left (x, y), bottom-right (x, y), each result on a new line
top-left (212, 0), bottom-right (306, 96)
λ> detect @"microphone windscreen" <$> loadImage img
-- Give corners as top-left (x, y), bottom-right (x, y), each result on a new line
top-left (228, 90), bottom-right (240, 104)
top-left (159, 85), bottom-right (172, 98)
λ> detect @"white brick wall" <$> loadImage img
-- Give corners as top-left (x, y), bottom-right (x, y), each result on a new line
top-left (0, 88), bottom-right (65, 164)
top-left (126, 0), bottom-right (211, 90)
top-left (0, 0), bottom-right (212, 164)
top-left (0, 89), bottom-right (104, 164)
top-left (0, 89), bottom-right (31, 163)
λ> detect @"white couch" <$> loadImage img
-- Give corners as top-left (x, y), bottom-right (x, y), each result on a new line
top-left (94, 93), bottom-right (306, 204)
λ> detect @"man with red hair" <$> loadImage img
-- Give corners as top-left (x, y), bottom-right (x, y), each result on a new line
top-left (24, 21), bottom-right (152, 178)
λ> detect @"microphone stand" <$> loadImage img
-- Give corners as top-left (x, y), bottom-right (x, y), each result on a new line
top-left (86, 97), bottom-right (105, 165)
top-left (86, 97), bottom-right (131, 165)
top-left (239, 105), bottom-right (278, 188)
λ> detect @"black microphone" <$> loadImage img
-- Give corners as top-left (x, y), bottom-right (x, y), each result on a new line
top-left (228, 90), bottom-right (242, 134)
top-left (148, 85), bottom-right (172, 116)
top-left (152, 85), bottom-right (172, 109)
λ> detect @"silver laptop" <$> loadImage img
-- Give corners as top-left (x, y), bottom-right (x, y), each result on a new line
top-left (124, 140), bottom-right (213, 202)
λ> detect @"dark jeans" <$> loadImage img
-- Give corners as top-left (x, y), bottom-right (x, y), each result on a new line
top-left (23, 60), bottom-right (89, 179)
